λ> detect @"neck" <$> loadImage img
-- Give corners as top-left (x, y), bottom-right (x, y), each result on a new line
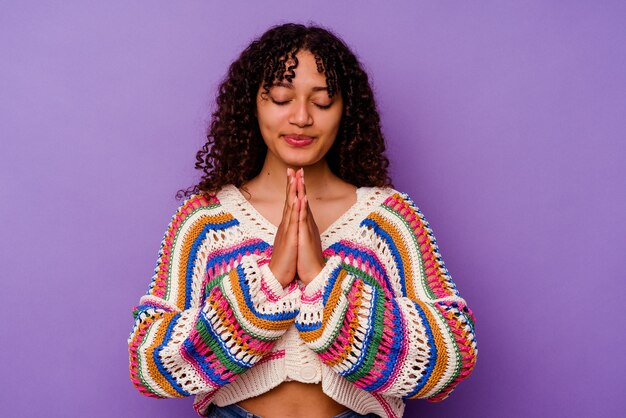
top-left (247, 153), bottom-right (338, 199)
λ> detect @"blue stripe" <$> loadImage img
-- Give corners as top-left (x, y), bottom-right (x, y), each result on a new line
top-left (134, 303), bottom-right (175, 315)
top-left (360, 218), bottom-right (406, 295)
top-left (184, 219), bottom-right (242, 309)
top-left (339, 283), bottom-right (377, 376)
top-left (321, 262), bottom-right (343, 304)
top-left (235, 264), bottom-right (299, 322)
top-left (360, 296), bottom-right (406, 392)
top-left (295, 321), bottom-right (322, 332)
top-left (181, 339), bottom-right (233, 387)
top-left (196, 308), bottom-right (253, 369)
top-left (204, 241), bottom-right (271, 276)
top-left (153, 313), bottom-right (190, 396)
top-left (326, 240), bottom-right (394, 294)
top-left (405, 301), bottom-right (438, 398)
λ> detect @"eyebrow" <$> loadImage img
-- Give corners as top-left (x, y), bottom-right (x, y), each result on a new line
top-left (272, 81), bottom-right (328, 92)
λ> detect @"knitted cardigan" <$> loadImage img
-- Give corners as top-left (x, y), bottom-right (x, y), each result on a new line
top-left (128, 185), bottom-right (477, 417)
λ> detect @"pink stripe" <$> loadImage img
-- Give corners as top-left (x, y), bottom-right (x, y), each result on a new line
top-left (260, 278), bottom-right (281, 302)
top-left (180, 330), bottom-right (222, 389)
top-left (373, 392), bottom-right (397, 418)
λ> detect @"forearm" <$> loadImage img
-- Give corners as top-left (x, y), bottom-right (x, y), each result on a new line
top-left (294, 256), bottom-right (477, 399)
top-left (129, 255), bottom-right (302, 398)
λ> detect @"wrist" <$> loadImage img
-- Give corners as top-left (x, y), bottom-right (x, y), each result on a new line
top-left (268, 261), bottom-right (294, 288)
top-left (299, 260), bottom-right (325, 286)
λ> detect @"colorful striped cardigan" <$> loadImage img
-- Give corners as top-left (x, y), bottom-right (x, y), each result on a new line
top-left (128, 185), bottom-right (477, 417)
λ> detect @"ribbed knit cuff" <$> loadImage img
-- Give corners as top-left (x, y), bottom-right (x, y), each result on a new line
top-left (258, 261), bottom-right (300, 297)
top-left (302, 257), bottom-right (342, 297)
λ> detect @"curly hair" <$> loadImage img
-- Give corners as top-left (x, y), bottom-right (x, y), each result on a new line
top-left (179, 23), bottom-right (392, 198)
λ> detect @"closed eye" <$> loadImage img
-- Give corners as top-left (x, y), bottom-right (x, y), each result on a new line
top-left (271, 98), bottom-right (333, 110)
top-left (271, 99), bottom-right (290, 106)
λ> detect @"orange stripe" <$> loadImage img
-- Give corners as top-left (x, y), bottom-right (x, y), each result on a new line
top-left (206, 292), bottom-right (270, 356)
top-left (175, 212), bottom-right (235, 309)
top-left (142, 312), bottom-right (186, 398)
top-left (323, 280), bottom-right (364, 367)
top-left (367, 212), bottom-right (418, 299)
top-left (151, 194), bottom-right (213, 299)
top-left (299, 269), bottom-right (349, 343)
top-left (227, 268), bottom-right (294, 332)
top-left (411, 300), bottom-right (449, 398)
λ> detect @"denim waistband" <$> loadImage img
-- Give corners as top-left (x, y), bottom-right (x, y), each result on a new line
top-left (206, 403), bottom-right (262, 418)
top-left (206, 403), bottom-right (379, 418)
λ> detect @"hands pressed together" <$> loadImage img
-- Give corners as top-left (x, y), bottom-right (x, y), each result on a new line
top-left (269, 168), bottom-right (325, 288)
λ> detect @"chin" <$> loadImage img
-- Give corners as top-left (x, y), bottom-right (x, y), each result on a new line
top-left (278, 151), bottom-right (324, 168)
top-left (283, 158), bottom-right (318, 168)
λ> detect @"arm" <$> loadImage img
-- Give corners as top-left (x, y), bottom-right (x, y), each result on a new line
top-left (295, 192), bottom-right (477, 401)
top-left (128, 194), bottom-right (301, 398)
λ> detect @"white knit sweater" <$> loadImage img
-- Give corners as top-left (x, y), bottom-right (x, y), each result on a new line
top-left (128, 185), bottom-right (477, 417)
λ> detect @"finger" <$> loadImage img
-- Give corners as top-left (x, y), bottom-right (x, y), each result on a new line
top-left (289, 170), bottom-right (297, 212)
top-left (282, 169), bottom-right (296, 220)
top-left (299, 193), bottom-right (307, 224)
top-left (289, 196), bottom-right (300, 234)
top-left (298, 207), bottom-right (308, 251)
top-left (296, 170), bottom-right (306, 201)
top-left (298, 168), bottom-right (307, 199)
top-left (302, 196), bottom-right (316, 242)
top-left (282, 168), bottom-right (292, 216)
top-left (304, 195), bottom-right (320, 236)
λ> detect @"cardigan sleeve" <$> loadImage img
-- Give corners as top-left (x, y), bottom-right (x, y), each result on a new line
top-left (294, 191), bottom-right (477, 401)
top-left (128, 194), bottom-right (301, 399)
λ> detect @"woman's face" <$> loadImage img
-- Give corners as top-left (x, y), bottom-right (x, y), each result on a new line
top-left (256, 50), bottom-right (343, 169)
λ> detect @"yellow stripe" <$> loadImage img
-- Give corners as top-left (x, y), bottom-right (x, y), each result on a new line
top-left (324, 279), bottom-right (364, 367)
top-left (143, 313), bottom-right (186, 398)
top-left (299, 269), bottom-right (349, 343)
top-left (368, 212), bottom-right (418, 300)
top-left (227, 268), bottom-right (294, 332)
top-left (206, 292), bottom-right (269, 356)
top-left (411, 300), bottom-right (449, 398)
top-left (175, 212), bottom-right (236, 309)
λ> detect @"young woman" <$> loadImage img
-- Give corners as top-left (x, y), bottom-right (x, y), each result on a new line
top-left (128, 23), bottom-right (477, 418)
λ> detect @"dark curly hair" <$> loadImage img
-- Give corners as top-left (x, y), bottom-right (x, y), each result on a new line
top-left (179, 22), bottom-right (392, 198)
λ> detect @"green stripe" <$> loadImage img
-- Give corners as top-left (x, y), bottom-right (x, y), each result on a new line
top-left (195, 317), bottom-right (247, 375)
top-left (136, 322), bottom-right (162, 396)
top-left (381, 204), bottom-right (437, 300)
top-left (341, 264), bottom-right (382, 291)
top-left (165, 204), bottom-right (218, 300)
top-left (427, 303), bottom-right (462, 395)
top-left (344, 285), bottom-right (386, 382)
top-left (217, 270), bottom-right (281, 342)
top-left (312, 294), bottom-right (351, 353)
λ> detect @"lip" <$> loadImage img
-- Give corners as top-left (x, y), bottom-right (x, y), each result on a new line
top-left (283, 134), bottom-right (315, 147)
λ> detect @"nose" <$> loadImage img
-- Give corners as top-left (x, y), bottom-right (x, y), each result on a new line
top-left (288, 100), bottom-right (313, 128)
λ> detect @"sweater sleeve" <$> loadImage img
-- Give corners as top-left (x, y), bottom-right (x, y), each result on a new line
top-left (128, 194), bottom-right (301, 399)
top-left (294, 192), bottom-right (477, 401)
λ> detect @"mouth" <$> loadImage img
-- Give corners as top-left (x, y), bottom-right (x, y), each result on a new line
top-left (283, 134), bottom-right (315, 147)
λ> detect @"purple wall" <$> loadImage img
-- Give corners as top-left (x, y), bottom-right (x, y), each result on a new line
top-left (1, 1), bottom-right (624, 417)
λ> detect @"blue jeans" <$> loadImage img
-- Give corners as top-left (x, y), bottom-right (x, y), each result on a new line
top-left (206, 403), bottom-right (379, 418)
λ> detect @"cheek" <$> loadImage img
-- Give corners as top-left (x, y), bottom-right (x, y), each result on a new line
top-left (257, 108), bottom-right (285, 132)
top-left (322, 110), bottom-right (343, 134)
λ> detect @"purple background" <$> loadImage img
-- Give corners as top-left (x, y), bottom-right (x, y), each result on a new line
top-left (1, 1), bottom-right (625, 417)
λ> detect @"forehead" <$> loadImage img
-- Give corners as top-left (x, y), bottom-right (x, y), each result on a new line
top-left (272, 51), bottom-right (328, 88)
